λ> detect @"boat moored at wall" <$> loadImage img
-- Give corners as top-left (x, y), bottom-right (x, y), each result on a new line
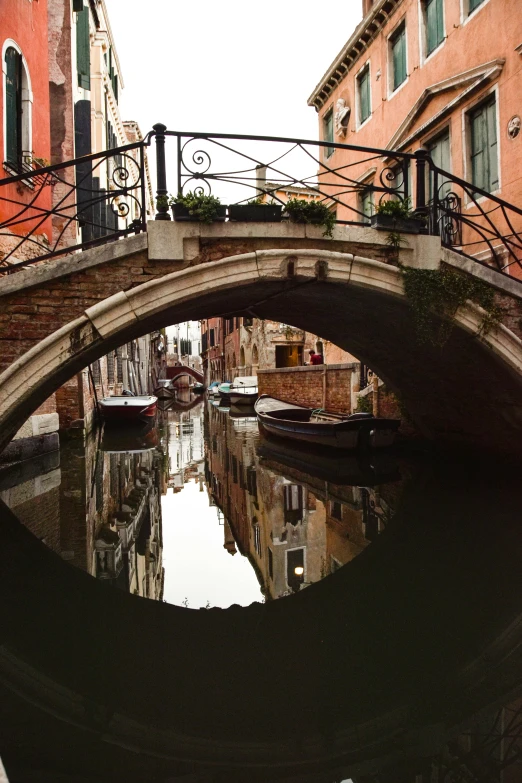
top-left (98, 394), bottom-right (158, 423)
top-left (254, 395), bottom-right (400, 450)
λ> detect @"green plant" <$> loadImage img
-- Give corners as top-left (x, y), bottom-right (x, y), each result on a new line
top-left (155, 195), bottom-right (169, 209)
top-left (247, 197), bottom-right (265, 205)
top-left (400, 264), bottom-right (504, 346)
top-left (170, 191), bottom-right (223, 223)
top-left (376, 197), bottom-right (413, 218)
top-left (284, 198), bottom-right (336, 238)
top-left (355, 394), bottom-right (373, 414)
top-left (31, 156), bottom-right (51, 169)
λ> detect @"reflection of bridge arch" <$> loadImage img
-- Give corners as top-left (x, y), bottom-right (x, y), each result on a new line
top-left (2, 459), bottom-right (522, 780)
top-left (165, 364), bottom-right (204, 384)
top-left (2, 249), bottom-right (522, 453)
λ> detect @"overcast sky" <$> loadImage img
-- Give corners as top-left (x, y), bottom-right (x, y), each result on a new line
top-left (109, 0), bottom-right (362, 142)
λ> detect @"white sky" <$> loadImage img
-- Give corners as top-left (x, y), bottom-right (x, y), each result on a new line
top-left (109, 1), bottom-right (362, 144)
top-left (162, 479), bottom-right (263, 608)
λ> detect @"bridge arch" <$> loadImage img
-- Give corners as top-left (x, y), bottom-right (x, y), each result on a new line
top-left (165, 364), bottom-right (204, 384)
top-left (1, 248), bottom-right (522, 453)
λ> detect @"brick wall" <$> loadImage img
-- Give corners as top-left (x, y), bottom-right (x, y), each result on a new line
top-left (258, 364), bottom-right (356, 413)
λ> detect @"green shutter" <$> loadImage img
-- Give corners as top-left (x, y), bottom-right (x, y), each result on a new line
top-left (392, 26), bottom-right (407, 91)
top-left (428, 130), bottom-right (451, 199)
top-left (361, 189), bottom-right (373, 223)
top-left (426, 0), bottom-right (444, 55)
top-left (471, 99), bottom-right (498, 193)
top-left (469, 0), bottom-right (485, 13)
top-left (359, 67), bottom-right (370, 124)
top-left (323, 110), bottom-right (334, 157)
top-left (5, 47), bottom-right (21, 164)
top-left (72, 0), bottom-right (84, 11)
top-left (486, 100), bottom-right (498, 191)
top-left (76, 7), bottom-right (91, 90)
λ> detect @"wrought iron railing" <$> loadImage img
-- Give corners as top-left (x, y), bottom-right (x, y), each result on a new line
top-left (0, 141), bottom-right (148, 272)
top-left (1, 124), bottom-right (522, 278)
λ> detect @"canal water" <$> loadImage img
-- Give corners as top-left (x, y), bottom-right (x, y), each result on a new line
top-left (1, 393), bottom-right (522, 782)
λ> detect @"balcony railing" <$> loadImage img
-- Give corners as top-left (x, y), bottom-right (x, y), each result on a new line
top-left (1, 125), bottom-right (521, 279)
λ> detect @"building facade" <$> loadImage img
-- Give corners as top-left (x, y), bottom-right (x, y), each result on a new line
top-left (1, 0), bottom-right (52, 266)
top-left (308, 0), bottom-right (522, 273)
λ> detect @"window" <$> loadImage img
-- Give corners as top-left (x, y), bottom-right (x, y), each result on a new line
top-left (330, 501), bottom-right (343, 521)
top-left (268, 548), bottom-right (273, 580)
top-left (283, 484), bottom-right (304, 525)
top-left (390, 24), bottom-right (407, 92)
top-left (357, 65), bottom-right (371, 125)
top-left (107, 351), bottom-right (115, 385)
top-left (323, 109), bottom-right (334, 158)
top-left (4, 44), bottom-right (32, 167)
top-left (427, 129), bottom-right (451, 200)
top-left (76, 6), bottom-right (91, 90)
top-left (425, 0), bottom-right (444, 56)
top-left (469, 0), bottom-right (485, 13)
top-left (469, 97), bottom-right (498, 193)
top-left (360, 186), bottom-right (374, 224)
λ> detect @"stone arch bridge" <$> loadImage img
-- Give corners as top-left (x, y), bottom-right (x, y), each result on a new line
top-left (166, 364), bottom-right (204, 385)
top-left (2, 219), bottom-right (522, 454)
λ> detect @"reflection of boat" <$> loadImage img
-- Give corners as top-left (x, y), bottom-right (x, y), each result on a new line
top-left (157, 396), bottom-right (203, 413)
top-left (254, 395), bottom-right (400, 450)
top-left (154, 379), bottom-right (176, 399)
top-left (101, 422), bottom-right (159, 453)
top-left (229, 403), bottom-right (257, 418)
top-left (207, 381), bottom-right (222, 398)
top-left (192, 382), bottom-right (205, 394)
top-left (99, 393), bottom-right (158, 422)
top-left (256, 438), bottom-right (400, 486)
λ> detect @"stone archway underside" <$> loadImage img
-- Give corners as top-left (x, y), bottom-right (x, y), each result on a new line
top-left (2, 249), bottom-right (522, 453)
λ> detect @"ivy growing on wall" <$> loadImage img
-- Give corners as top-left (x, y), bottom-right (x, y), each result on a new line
top-left (399, 264), bottom-right (503, 347)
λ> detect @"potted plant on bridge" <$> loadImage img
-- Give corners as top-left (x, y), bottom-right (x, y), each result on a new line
top-left (228, 197), bottom-right (283, 222)
top-left (169, 192), bottom-right (226, 223)
top-left (371, 198), bottom-right (425, 234)
top-left (283, 198), bottom-right (336, 238)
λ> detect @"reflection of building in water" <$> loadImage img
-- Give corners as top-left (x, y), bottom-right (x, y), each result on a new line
top-left (203, 401), bottom-right (398, 600)
top-left (354, 696), bottom-right (522, 783)
top-left (167, 404), bottom-right (205, 492)
top-left (1, 427), bottom-right (164, 601)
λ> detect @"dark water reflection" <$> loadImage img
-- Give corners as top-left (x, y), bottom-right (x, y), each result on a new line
top-left (1, 395), bottom-right (522, 782)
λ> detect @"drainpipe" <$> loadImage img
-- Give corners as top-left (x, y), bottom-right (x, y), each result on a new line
top-left (322, 365), bottom-right (327, 410)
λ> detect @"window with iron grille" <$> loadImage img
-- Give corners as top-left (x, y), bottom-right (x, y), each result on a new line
top-left (116, 348), bottom-right (123, 383)
top-left (390, 24), bottom-right (407, 92)
top-left (357, 65), bottom-right (371, 124)
top-left (469, 97), bottom-right (498, 194)
top-left (92, 360), bottom-right (101, 387)
top-left (107, 351), bottom-right (115, 385)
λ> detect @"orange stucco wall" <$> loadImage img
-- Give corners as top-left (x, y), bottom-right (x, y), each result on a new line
top-left (1, 0), bottom-right (52, 255)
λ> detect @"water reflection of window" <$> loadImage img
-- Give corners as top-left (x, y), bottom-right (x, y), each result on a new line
top-left (110, 454), bottom-right (118, 500)
top-left (287, 547), bottom-right (305, 591)
top-left (95, 456), bottom-right (104, 512)
top-left (361, 488), bottom-right (380, 541)
top-left (284, 484), bottom-right (304, 525)
top-left (232, 456), bottom-right (238, 484)
top-left (268, 548), bottom-right (273, 579)
top-left (253, 517), bottom-right (261, 557)
top-left (330, 501), bottom-right (343, 521)
top-left (247, 467), bottom-right (257, 500)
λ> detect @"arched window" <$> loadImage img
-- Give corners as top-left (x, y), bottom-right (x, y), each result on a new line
top-left (3, 42), bottom-right (32, 168)
top-left (239, 346), bottom-right (245, 368)
top-left (252, 344), bottom-right (259, 366)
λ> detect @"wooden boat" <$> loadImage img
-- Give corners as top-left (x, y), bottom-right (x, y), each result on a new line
top-left (254, 395), bottom-right (400, 450)
top-left (99, 393), bottom-right (158, 422)
top-left (154, 379), bottom-right (176, 399)
top-left (221, 376), bottom-right (258, 405)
